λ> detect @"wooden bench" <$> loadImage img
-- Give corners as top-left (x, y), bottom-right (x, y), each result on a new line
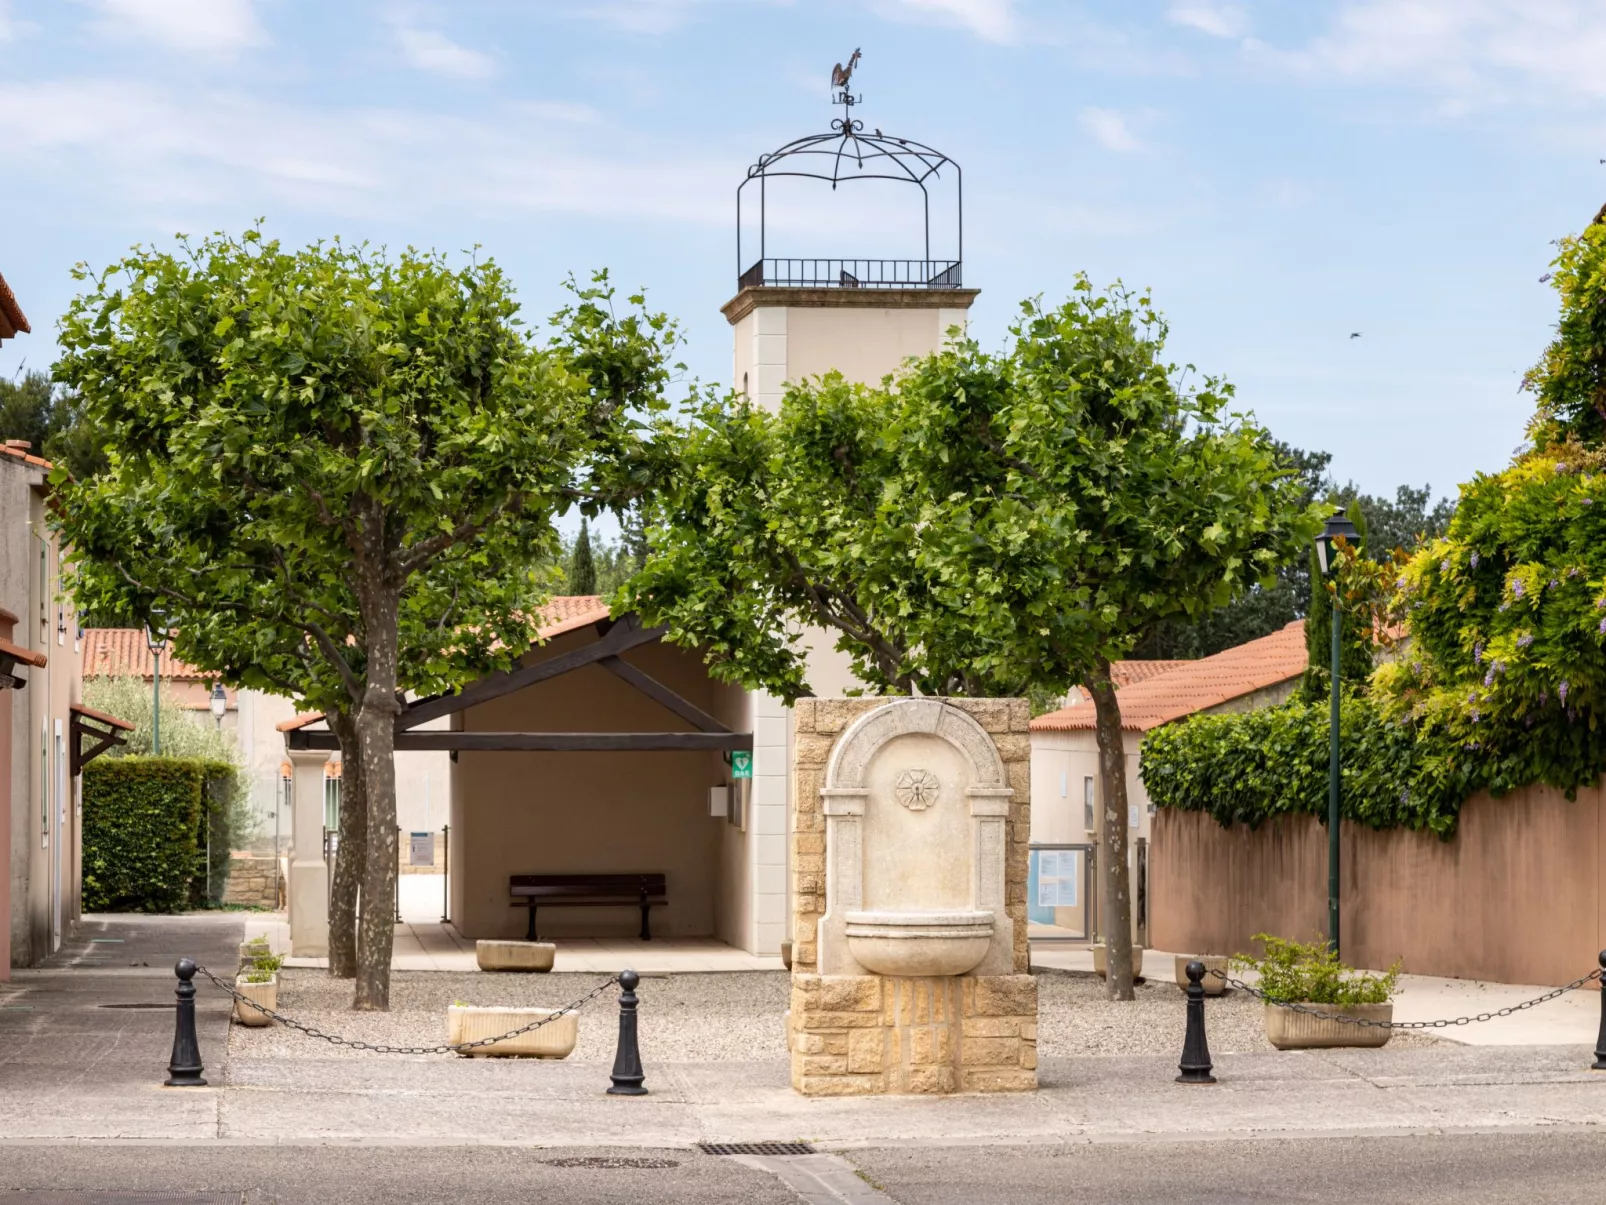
top-left (509, 873), bottom-right (668, 942)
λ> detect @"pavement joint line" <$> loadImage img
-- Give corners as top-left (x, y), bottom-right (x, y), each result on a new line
top-left (3, 1121), bottom-right (1606, 1150)
top-left (728, 1152), bottom-right (897, 1204)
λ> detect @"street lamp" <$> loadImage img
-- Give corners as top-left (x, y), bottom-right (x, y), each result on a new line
top-left (1314, 505), bottom-right (1360, 957)
top-left (209, 682), bottom-right (227, 730)
top-left (144, 615), bottom-right (168, 756)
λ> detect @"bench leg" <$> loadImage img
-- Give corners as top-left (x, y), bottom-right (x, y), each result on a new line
top-left (526, 906), bottom-right (538, 943)
top-left (640, 902), bottom-right (651, 942)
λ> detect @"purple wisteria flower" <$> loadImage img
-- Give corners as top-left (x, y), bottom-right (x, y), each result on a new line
top-left (1584, 498), bottom-right (1595, 506)
top-left (1483, 668), bottom-right (1496, 686)
top-left (1559, 681), bottom-right (1571, 704)
top-left (1440, 559), bottom-right (1450, 574)
top-left (1549, 578), bottom-right (1561, 590)
top-left (1599, 617), bottom-right (1606, 635)
top-left (1518, 633), bottom-right (1535, 648)
top-left (1557, 462), bottom-right (1569, 473)
top-left (1511, 579), bottom-right (1525, 598)
top-left (1473, 642), bottom-right (1483, 664)
top-left (1470, 552), bottom-right (1480, 568)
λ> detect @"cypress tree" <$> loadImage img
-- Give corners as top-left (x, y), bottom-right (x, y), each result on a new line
top-left (567, 518), bottom-right (598, 595)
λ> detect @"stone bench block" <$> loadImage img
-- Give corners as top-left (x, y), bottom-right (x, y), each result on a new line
top-left (475, 939), bottom-right (556, 972)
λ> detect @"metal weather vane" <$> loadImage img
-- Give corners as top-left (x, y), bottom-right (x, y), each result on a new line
top-left (830, 48), bottom-right (862, 133)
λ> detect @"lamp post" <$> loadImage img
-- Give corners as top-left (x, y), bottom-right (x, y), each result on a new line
top-left (144, 617), bottom-right (168, 756)
top-left (209, 682), bottom-right (227, 730)
top-left (1315, 506), bottom-right (1360, 957)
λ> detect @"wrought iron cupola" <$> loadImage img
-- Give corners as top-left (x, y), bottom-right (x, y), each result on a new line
top-left (736, 50), bottom-right (963, 291)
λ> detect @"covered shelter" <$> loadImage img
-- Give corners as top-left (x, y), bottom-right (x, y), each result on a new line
top-left (281, 598), bottom-right (770, 957)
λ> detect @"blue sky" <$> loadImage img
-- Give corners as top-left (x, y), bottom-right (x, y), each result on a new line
top-left (3, 0), bottom-right (1604, 507)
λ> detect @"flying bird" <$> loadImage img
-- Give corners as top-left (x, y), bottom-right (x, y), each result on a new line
top-left (1540, 272), bottom-right (1554, 283)
top-left (1349, 332), bottom-right (1361, 339)
top-left (831, 48), bottom-right (862, 90)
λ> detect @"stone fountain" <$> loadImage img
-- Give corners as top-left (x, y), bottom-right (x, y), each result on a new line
top-left (789, 697), bottom-right (1038, 1095)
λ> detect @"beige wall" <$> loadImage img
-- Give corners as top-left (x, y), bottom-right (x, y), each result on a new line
top-left (1150, 786), bottom-right (1606, 985)
top-left (450, 630), bottom-right (740, 942)
top-left (3, 456), bottom-right (81, 971)
top-left (726, 288), bottom-right (977, 412)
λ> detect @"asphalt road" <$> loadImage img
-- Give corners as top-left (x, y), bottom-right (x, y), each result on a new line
top-left (2, 1130), bottom-right (1604, 1204)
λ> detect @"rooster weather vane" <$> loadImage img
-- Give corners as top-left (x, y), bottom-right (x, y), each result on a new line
top-left (830, 48), bottom-right (862, 134)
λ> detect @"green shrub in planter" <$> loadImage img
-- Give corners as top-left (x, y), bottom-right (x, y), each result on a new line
top-left (1234, 934), bottom-right (1399, 1005)
top-left (243, 952), bottom-right (281, 984)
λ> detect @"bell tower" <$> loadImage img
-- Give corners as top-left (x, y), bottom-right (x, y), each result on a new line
top-left (724, 52), bottom-right (978, 404)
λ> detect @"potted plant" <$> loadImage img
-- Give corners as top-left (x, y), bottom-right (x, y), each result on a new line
top-left (1237, 934), bottom-right (1399, 1049)
top-left (234, 950), bottom-right (280, 1028)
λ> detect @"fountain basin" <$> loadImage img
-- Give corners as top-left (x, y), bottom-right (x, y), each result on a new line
top-left (844, 909), bottom-right (994, 977)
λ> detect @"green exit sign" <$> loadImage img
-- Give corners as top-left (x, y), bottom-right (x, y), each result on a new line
top-left (731, 750), bottom-right (753, 779)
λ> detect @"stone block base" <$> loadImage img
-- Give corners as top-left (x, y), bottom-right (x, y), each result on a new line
top-left (790, 973), bottom-right (1037, 1095)
top-left (476, 940), bottom-right (556, 972)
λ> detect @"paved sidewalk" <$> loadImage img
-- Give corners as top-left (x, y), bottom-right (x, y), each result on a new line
top-left (1033, 944), bottom-right (1606, 1047)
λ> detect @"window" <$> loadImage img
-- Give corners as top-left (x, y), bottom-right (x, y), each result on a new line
top-left (1083, 776), bottom-right (1095, 833)
top-left (323, 773), bottom-right (341, 831)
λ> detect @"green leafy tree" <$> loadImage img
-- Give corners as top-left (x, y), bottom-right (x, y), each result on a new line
top-left (52, 234), bottom-right (675, 1008)
top-left (0, 369), bottom-right (110, 479)
top-left (567, 518), bottom-right (598, 594)
top-left (624, 279), bottom-right (1322, 1000)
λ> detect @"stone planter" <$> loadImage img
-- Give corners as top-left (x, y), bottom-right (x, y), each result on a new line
top-left (1263, 1001), bottom-right (1393, 1049)
top-left (780, 941), bottom-right (793, 971)
top-left (475, 940), bottom-right (555, 972)
top-left (845, 910), bottom-right (994, 977)
top-left (1092, 943), bottom-right (1145, 981)
top-left (1173, 955), bottom-right (1228, 996)
top-left (234, 976), bottom-right (278, 1027)
top-left (446, 1005), bottom-right (578, 1058)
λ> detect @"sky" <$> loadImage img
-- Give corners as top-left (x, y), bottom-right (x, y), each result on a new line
top-left (3, 0), bottom-right (1605, 509)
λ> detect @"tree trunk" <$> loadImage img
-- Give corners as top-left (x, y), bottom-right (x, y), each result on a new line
top-left (1087, 656), bottom-right (1135, 1002)
top-left (326, 709), bottom-right (365, 980)
top-left (353, 573), bottom-right (403, 1011)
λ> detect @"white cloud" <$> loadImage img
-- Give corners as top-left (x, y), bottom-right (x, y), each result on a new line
top-left (393, 26), bottom-right (496, 79)
top-left (0, 77), bottom-right (735, 226)
top-left (876, 0), bottom-right (1019, 42)
top-left (1258, 1), bottom-right (1606, 104)
top-left (1166, 2), bottom-right (1249, 39)
top-left (87, 0), bottom-right (264, 54)
top-left (1078, 107), bottom-right (1142, 153)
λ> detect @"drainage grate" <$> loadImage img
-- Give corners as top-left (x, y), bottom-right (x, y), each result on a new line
top-left (699, 1142), bottom-right (817, 1156)
top-left (541, 1157), bottom-right (681, 1170)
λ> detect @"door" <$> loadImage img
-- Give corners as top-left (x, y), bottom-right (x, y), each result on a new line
top-left (52, 719), bottom-right (65, 948)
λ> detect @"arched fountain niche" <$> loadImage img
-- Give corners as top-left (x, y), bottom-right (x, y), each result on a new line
top-left (818, 699), bottom-right (1016, 979)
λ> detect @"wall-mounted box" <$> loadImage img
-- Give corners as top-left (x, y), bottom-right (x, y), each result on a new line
top-left (708, 785), bottom-right (729, 819)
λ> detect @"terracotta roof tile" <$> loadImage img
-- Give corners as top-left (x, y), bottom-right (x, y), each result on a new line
top-left (1031, 621), bottom-right (1308, 733)
top-left (84, 629), bottom-right (210, 681)
top-left (0, 271), bottom-right (29, 340)
top-left (0, 442), bottom-right (52, 470)
top-left (0, 637), bottom-right (47, 668)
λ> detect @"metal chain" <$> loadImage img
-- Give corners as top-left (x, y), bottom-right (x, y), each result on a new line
top-left (1206, 967), bottom-right (1602, 1029)
top-left (197, 965), bottom-right (621, 1054)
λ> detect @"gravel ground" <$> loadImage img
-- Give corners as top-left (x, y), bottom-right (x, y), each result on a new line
top-left (226, 967), bottom-right (1436, 1063)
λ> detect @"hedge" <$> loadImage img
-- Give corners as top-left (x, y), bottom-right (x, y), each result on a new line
top-left (1139, 695), bottom-right (1466, 838)
top-left (82, 757), bottom-right (236, 913)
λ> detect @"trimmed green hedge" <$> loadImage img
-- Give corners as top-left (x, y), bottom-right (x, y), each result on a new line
top-left (1139, 696), bottom-right (1465, 838)
top-left (82, 757), bottom-right (235, 913)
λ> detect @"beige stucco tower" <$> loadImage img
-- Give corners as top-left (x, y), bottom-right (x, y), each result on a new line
top-left (716, 77), bottom-right (982, 963)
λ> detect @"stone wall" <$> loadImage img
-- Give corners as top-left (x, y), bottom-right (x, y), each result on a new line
top-left (789, 697), bottom-right (1037, 1095)
top-left (223, 853), bottom-right (282, 910)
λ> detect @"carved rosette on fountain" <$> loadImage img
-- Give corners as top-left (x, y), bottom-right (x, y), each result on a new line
top-left (789, 697), bottom-right (1038, 1095)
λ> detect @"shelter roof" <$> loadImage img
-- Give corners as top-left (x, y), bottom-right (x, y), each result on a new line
top-left (70, 702), bottom-right (136, 731)
top-left (1031, 621), bottom-right (1308, 734)
top-left (0, 637), bottom-right (47, 668)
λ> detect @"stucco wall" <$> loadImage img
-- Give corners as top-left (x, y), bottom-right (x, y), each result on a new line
top-left (449, 629), bottom-right (738, 942)
top-left (1150, 785), bottom-right (1606, 986)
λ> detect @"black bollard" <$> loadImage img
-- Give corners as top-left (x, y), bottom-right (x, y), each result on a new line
top-left (1176, 959), bottom-right (1217, 1085)
top-left (1593, 950), bottom-right (1606, 1072)
top-left (607, 969), bottom-right (648, 1096)
top-left (164, 958), bottom-right (207, 1088)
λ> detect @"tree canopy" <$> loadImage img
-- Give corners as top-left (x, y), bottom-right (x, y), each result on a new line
top-left (624, 278), bottom-right (1323, 998)
top-left (51, 232), bottom-right (677, 1006)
